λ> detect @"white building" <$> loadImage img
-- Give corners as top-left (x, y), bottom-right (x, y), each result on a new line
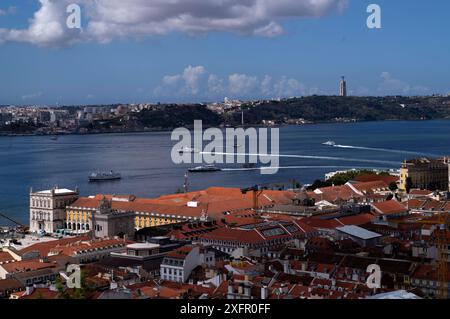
top-left (160, 246), bottom-right (201, 283)
top-left (29, 187), bottom-right (79, 234)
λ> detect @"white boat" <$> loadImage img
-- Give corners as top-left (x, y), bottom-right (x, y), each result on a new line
top-left (322, 141), bottom-right (336, 146)
top-left (89, 170), bottom-right (122, 182)
top-left (188, 164), bottom-right (221, 173)
top-left (178, 146), bottom-right (200, 154)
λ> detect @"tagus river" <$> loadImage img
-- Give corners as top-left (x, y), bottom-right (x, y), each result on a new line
top-left (1, 120), bottom-right (450, 225)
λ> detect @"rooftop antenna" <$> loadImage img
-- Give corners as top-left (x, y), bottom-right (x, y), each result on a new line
top-left (184, 171), bottom-right (189, 193)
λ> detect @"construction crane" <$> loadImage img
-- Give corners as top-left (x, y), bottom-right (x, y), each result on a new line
top-left (437, 211), bottom-right (449, 299)
top-left (241, 185), bottom-right (264, 211)
top-left (0, 212), bottom-right (26, 228)
top-left (240, 180), bottom-right (299, 211)
top-left (0, 212), bottom-right (28, 234)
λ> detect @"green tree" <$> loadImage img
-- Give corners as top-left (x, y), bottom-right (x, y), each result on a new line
top-left (389, 182), bottom-right (398, 191)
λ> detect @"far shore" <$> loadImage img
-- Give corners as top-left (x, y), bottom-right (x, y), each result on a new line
top-left (1, 118), bottom-right (449, 139)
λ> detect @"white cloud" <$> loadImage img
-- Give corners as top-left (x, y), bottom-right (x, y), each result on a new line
top-left (0, 0), bottom-right (348, 47)
top-left (208, 74), bottom-right (225, 95)
top-left (155, 65), bottom-right (207, 96)
top-left (1, 0), bottom-right (81, 47)
top-left (182, 65), bottom-right (206, 95)
top-left (163, 75), bottom-right (182, 86)
top-left (253, 22), bottom-right (284, 37)
top-left (22, 91), bottom-right (43, 100)
top-left (378, 72), bottom-right (430, 96)
top-left (228, 74), bottom-right (259, 95)
top-left (155, 65), bottom-right (308, 100)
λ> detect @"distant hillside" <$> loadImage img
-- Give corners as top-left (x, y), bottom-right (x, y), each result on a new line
top-left (225, 96), bottom-right (450, 125)
top-left (137, 104), bottom-right (222, 128)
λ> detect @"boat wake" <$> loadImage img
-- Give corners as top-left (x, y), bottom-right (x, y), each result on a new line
top-left (327, 143), bottom-right (438, 157)
top-left (222, 165), bottom-right (389, 172)
top-left (199, 151), bottom-right (400, 166)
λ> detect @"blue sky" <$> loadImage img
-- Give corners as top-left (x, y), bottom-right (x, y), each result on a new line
top-left (0, 0), bottom-right (449, 105)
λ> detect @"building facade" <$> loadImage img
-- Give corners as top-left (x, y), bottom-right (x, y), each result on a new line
top-left (66, 197), bottom-right (135, 238)
top-left (399, 158), bottom-right (449, 192)
top-left (29, 187), bottom-right (79, 234)
top-left (160, 246), bottom-right (200, 283)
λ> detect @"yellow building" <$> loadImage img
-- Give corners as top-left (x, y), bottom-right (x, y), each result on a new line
top-left (399, 158), bottom-right (449, 192)
top-left (63, 187), bottom-right (298, 231)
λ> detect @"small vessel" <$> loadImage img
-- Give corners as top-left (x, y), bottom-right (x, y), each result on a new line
top-left (178, 146), bottom-right (200, 154)
top-left (89, 170), bottom-right (122, 182)
top-left (322, 141), bottom-right (336, 146)
top-left (234, 143), bottom-right (241, 149)
top-left (50, 136), bottom-right (59, 141)
top-left (188, 164), bottom-right (221, 173)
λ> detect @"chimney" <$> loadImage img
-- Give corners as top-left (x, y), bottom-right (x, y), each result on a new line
top-left (283, 260), bottom-right (290, 274)
top-left (261, 286), bottom-right (268, 299)
top-left (39, 257), bottom-right (49, 263)
top-left (25, 286), bottom-right (35, 296)
top-left (227, 284), bottom-right (233, 294)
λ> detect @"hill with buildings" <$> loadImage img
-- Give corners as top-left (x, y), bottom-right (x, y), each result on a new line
top-left (226, 95), bottom-right (450, 125)
top-left (2, 95), bottom-right (450, 135)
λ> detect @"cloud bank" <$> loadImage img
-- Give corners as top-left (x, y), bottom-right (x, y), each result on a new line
top-left (153, 65), bottom-right (314, 100)
top-left (0, 0), bottom-right (348, 47)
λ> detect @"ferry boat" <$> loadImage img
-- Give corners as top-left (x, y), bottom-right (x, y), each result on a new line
top-left (89, 170), bottom-right (122, 182)
top-left (322, 141), bottom-right (336, 146)
top-left (188, 165), bottom-right (221, 173)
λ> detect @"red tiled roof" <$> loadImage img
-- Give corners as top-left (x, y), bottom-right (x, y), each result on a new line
top-left (68, 187), bottom-right (297, 219)
top-left (311, 184), bottom-right (358, 202)
top-left (350, 181), bottom-right (389, 193)
top-left (338, 214), bottom-right (375, 226)
top-left (0, 259), bottom-right (56, 274)
top-left (353, 174), bottom-right (398, 185)
top-left (371, 200), bottom-right (407, 216)
top-left (19, 236), bottom-right (90, 257)
top-left (407, 199), bottom-right (426, 209)
top-left (201, 228), bottom-right (265, 244)
top-left (301, 218), bottom-right (342, 229)
top-left (166, 246), bottom-right (195, 259)
top-left (139, 285), bottom-right (187, 299)
top-left (21, 288), bottom-right (60, 299)
top-left (0, 251), bottom-right (15, 264)
top-left (410, 264), bottom-right (447, 281)
top-left (49, 238), bottom-right (129, 257)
